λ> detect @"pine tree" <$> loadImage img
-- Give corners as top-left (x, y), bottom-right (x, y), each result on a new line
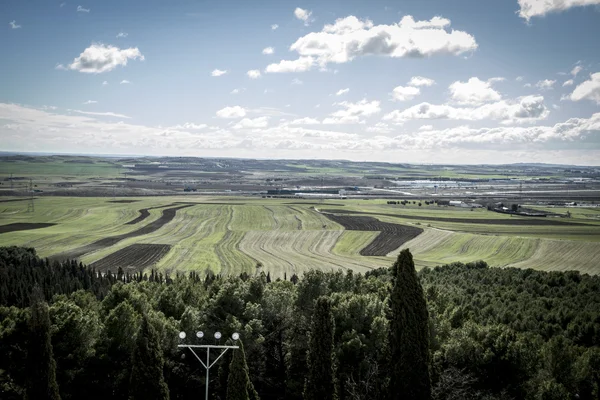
top-left (25, 286), bottom-right (61, 400)
top-left (227, 340), bottom-right (259, 400)
top-left (304, 296), bottom-right (336, 400)
top-left (387, 249), bottom-right (431, 400)
top-left (129, 315), bottom-right (170, 400)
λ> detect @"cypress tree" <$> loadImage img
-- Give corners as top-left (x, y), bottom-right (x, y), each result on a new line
top-left (227, 340), bottom-right (259, 400)
top-left (387, 249), bottom-right (431, 400)
top-left (304, 296), bottom-right (336, 400)
top-left (25, 286), bottom-right (61, 400)
top-left (129, 315), bottom-right (170, 400)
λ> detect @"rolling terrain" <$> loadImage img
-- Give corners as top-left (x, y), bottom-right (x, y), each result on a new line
top-left (0, 196), bottom-right (599, 276)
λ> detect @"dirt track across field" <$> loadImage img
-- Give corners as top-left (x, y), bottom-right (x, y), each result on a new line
top-left (321, 209), bottom-right (587, 226)
top-left (107, 200), bottom-right (140, 203)
top-left (0, 223), bottom-right (56, 234)
top-left (51, 204), bottom-right (193, 260)
top-left (89, 244), bottom-right (172, 273)
top-left (322, 213), bottom-right (423, 256)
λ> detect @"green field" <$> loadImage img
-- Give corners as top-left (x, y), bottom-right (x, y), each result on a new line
top-left (1, 196), bottom-right (599, 276)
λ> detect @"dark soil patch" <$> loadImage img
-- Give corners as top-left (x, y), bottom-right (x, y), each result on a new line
top-left (89, 244), bottom-right (172, 273)
top-left (126, 209), bottom-right (150, 225)
top-left (322, 209), bottom-right (587, 226)
top-left (107, 200), bottom-right (140, 203)
top-left (323, 213), bottom-right (423, 256)
top-left (51, 205), bottom-right (193, 261)
top-left (0, 223), bottom-right (56, 234)
top-left (0, 198), bottom-right (37, 203)
top-left (285, 202), bottom-right (346, 206)
top-left (125, 203), bottom-right (195, 225)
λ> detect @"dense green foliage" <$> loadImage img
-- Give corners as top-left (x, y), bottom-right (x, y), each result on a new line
top-left (388, 250), bottom-right (431, 400)
top-left (227, 340), bottom-right (259, 400)
top-left (1, 246), bottom-right (599, 400)
top-left (304, 297), bottom-right (336, 400)
top-left (129, 314), bottom-right (170, 400)
top-left (25, 287), bottom-right (61, 400)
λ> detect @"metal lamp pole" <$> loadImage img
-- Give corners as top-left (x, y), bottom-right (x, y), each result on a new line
top-left (178, 330), bottom-right (240, 400)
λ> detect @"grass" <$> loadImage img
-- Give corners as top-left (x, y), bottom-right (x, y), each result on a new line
top-left (1, 196), bottom-right (598, 276)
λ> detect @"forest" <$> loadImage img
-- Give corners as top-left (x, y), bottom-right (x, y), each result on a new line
top-left (1, 246), bottom-right (599, 400)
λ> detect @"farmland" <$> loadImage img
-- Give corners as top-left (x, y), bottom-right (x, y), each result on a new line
top-left (0, 195), bottom-right (599, 276)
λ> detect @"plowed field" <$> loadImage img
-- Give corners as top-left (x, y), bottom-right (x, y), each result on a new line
top-left (322, 213), bottom-right (423, 256)
top-left (90, 244), bottom-right (172, 273)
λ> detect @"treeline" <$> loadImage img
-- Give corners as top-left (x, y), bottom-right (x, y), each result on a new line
top-left (1, 246), bottom-right (599, 399)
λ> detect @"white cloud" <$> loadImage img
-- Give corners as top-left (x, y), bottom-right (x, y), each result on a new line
top-left (563, 79), bottom-right (574, 87)
top-left (324, 99), bottom-right (380, 124)
top-left (70, 109), bottom-right (130, 118)
top-left (524, 83), bottom-right (532, 88)
top-left (289, 117), bottom-right (321, 125)
top-left (58, 43), bottom-right (144, 74)
top-left (571, 65), bottom-right (583, 76)
top-left (516, 76), bottom-right (524, 82)
top-left (392, 86), bottom-right (420, 101)
top-left (449, 77), bottom-right (502, 105)
top-left (76, 5), bottom-right (90, 12)
top-left (83, 100), bottom-right (97, 105)
top-left (120, 80), bottom-right (131, 84)
top-left (518, 0), bottom-right (600, 21)
top-left (265, 56), bottom-right (314, 73)
top-left (366, 122), bottom-right (394, 134)
top-left (116, 32), bottom-right (128, 38)
top-left (488, 77), bottom-right (506, 83)
top-left (216, 106), bottom-right (247, 119)
top-left (291, 78), bottom-right (303, 85)
top-left (102, 81), bottom-right (108, 86)
top-left (262, 47), bottom-right (275, 55)
top-left (233, 116), bottom-right (269, 129)
top-left (384, 95), bottom-right (549, 125)
top-left (271, 24), bottom-right (279, 30)
top-left (9, 20), bottom-right (21, 29)
top-left (230, 88), bottom-right (244, 94)
top-left (1, 103), bottom-right (599, 161)
top-left (294, 8), bottom-right (313, 25)
top-left (552, 104), bottom-right (560, 110)
top-left (211, 69), bottom-right (228, 77)
top-left (535, 79), bottom-right (556, 90)
top-left (275, 15), bottom-right (477, 72)
top-left (60, 2), bottom-right (66, 7)
top-left (335, 88), bottom-right (350, 96)
top-left (169, 123), bottom-right (208, 130)
top-left (419, 125), bottom-right (433, 131)
top-left (247, 69), bottom-right (261, 79)
top-left (568, 72), bottom-right (600, 104)
top-left (408, 76), bottom-right (435, 87)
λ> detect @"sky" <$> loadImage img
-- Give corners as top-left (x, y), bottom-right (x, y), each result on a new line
top-left (1, 0), bottom-right (600, 165)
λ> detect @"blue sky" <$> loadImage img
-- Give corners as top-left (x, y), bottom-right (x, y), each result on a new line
top-left (1, 0), bottom-right (600, 164)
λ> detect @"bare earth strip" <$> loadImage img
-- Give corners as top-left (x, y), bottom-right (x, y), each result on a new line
top-left (90, 244), bottom-right (172, 273)
top-left (0, 223), bottom-right (57, 234)
top-left (321, 209), bottom-right (588, 226)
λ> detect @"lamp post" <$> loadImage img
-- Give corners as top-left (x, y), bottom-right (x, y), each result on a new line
top-left (178, 330), bottom-right (240, 400)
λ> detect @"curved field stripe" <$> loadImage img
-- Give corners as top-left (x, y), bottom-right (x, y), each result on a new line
top-left (238, 230), bottom-right (387, 278)
top-left (507, 240), bottom-right (600, 275)
top-left (50, 205), bottom-right (193, 260)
